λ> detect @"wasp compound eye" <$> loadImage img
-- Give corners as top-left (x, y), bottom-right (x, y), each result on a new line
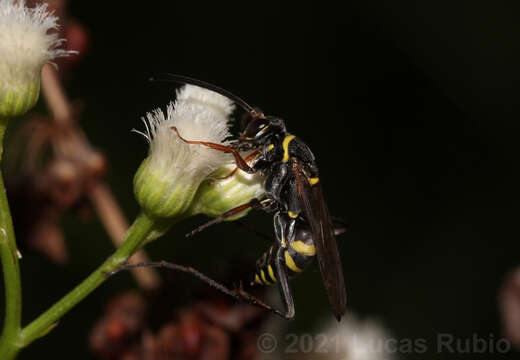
top-left (243, 118), bottom-right (270, 140)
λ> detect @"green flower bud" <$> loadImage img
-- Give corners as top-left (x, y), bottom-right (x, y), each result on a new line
top-left (133, 157), bottom-right (200, 219)
top-left (0, 78), bottom-right (40, 118)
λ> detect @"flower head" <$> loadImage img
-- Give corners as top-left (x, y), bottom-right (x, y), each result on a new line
top-left (134, 84), bottom-right (235, 219)
top-left (0, 0), bottom-right (74, 117)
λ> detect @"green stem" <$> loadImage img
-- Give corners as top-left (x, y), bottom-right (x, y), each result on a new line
top-left (17, 212), bottom-right (156, 350)
top-left (0, 118), bottom-right (23, 359)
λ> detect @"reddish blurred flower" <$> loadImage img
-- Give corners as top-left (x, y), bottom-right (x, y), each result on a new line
top-left (89, 277), bottom-right (270, 360)
top-left (8, 114), bottom-right (106, 264)
top-left (499, 266), bottom-right (520, 348)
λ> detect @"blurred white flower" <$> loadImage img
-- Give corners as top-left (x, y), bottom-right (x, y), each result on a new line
top-left (319, 313), bottom-right (394, 360)
top-left (134, 84), bottom-right (235, 219)
top-left (256, 312), bottom-right (395, 360)
top-left (0, 0), bottom-right (74, 116)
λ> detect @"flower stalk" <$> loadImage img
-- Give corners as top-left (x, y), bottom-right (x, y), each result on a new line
top-left (0, 116), bottom-right (23, 359)
top-left (16, 212), bottom-right (165, 352)
top-left (0, 0), bottom-right (75, 355)
top-left (0, 207), bottom-right (172, 359)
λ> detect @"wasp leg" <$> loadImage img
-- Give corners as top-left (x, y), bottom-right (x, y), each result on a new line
top-left (104, 261), bottom-right (287, 318)
top-left (186, 198), bottom-right (270, 238)
top-left (264, 162), bottom-right (290, 204)
top-left (208, 149), bottom-right (262, 185)
top-left (272, 212), bottom-right (296, 320)
top-left (211, 167), bottom-right (238, 182)
top-left (171, 126), bottom-right (256, 174)
top-left (274, 246), bottom-right (295, 320)
top-left (273, 212), bottom-right (296, 247)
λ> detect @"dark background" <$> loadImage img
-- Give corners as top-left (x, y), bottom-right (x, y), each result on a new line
top-left (8, 1), bottom-right (520, 359)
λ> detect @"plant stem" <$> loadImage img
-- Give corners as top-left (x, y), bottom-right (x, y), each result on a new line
top-left (88, 182), bottom-right (161, 290)
top-left (17, 212), bottom-right (156, 350)
top-left (0, 118), bottom-right (23, 359)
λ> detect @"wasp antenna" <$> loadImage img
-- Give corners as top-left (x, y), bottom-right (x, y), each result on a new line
top-left (151, 73), bottom-right (259, 116)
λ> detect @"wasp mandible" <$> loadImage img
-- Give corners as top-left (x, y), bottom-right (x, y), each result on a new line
top-left (163, 74), bottom-right (348, 321)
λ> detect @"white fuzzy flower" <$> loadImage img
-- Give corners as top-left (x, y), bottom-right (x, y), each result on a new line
top-left (134, 84), bottom-right (236, 219)
top-left (0, 0), bottom-right (74, 116)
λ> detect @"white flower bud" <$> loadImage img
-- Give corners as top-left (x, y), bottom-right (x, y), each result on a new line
top-left (134, 85), bottom-right (234, 220)
top-left (0, 0), bottom-right (74, 117)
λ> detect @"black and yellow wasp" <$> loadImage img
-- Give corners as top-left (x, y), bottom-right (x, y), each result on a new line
top-left (166, 75), bottom-right (348, 321)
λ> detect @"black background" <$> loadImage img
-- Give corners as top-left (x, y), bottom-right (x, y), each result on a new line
top-left (9, 1), bottom-right (520, 359)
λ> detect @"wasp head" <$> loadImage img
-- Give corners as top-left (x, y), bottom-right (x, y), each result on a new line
top-left (239, 115), bottom-right (286, 149)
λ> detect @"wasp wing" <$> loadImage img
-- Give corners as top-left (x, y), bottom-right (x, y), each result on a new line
top-left (292, 161), bottom-right (347, 321)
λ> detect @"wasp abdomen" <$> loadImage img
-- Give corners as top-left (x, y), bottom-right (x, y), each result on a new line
top-left (253, 226), bottom-right (316, 286)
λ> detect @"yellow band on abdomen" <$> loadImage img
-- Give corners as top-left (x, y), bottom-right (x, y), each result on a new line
top-left (267, 265), bottom-right (277, 282)
top-left (285, 251), bottom-right (302, 272)
top-left (261, 269), bottom-right (271, 284)
top-left (291, 241), bottom-right (316, 256)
